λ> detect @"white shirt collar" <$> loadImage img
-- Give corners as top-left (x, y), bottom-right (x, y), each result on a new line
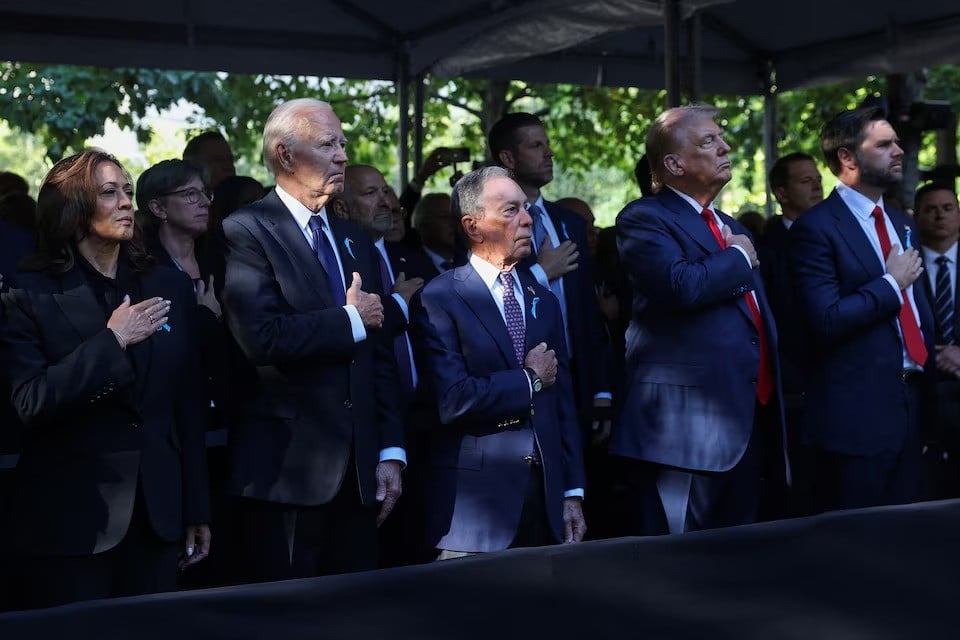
top-left (835, 182), bottom-right (886, 222)
top-left (667, 185), bottom-right (715, 216)
top-left (274, 183), bottom-right (331, 231)
top-left (470, 253), bottom-right (514, 291)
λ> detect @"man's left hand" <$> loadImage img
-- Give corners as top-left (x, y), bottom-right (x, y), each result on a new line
top-left (936, 345), bottom-right (960, 378)
top-left (179, 523), bottom-right (211, 570)
top-left (376, 460), bottom-right (403, 527)
top-left (563, 498), bottom-right (587, 543)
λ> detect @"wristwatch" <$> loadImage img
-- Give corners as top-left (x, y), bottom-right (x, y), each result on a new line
top-left (524, 367), bottom-right (543, 393)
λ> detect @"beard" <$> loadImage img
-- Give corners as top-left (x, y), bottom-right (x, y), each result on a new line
top-left (857, 152), bottom-right (902, 189)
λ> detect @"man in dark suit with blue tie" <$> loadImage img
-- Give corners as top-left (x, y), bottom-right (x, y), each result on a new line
top-left (488, 113), bottom-right (613, 440)
top-left (410, 166), bottom-right (586, 557)
top-left (912, 182), bottom-right (960, 498)
top-left (221, 99), bottom-right (405, 580)
top-left (790, 106), bottom-right (934, 511)
top-left (612, 104), bottom-right (787, 535)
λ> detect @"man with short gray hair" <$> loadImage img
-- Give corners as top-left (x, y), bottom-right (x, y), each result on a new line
top-left (411, 166), bottom-right (586, 557)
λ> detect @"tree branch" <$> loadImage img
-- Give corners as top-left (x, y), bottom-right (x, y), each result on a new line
top-left (430, 93), bottom-right (483, 118)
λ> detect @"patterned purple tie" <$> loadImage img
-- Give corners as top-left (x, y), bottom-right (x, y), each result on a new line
top-left (499, 270), bottom-right (525, 367)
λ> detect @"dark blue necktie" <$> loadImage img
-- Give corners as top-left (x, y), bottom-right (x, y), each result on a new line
top-left (499, 270), bottom-right (525, 367)
top-left (935, 255), bottom-right (955, 345)
top-left (307, 215), bottom-right (346, 307)
top-left (529, 203), bottom-right (548, 257)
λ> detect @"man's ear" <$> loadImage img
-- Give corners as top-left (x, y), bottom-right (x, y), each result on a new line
top-left (837, 147), bottom-right (858, 173)
top-left (276, 143), bottom-right (295, 173)
top-left (461, 215), bottom-right (482, 244)
top-left (497, 149), bottom-right (516, 172)
top-left (772, 186), bottom-right (788, 206)
top-left (663, 153), bottom-right (683, 177)
top-left (330, 197), bottom-right (350, 220)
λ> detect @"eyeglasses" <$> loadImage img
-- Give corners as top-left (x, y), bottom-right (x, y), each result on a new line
top-left (162, 187), bottom-right (212, 204)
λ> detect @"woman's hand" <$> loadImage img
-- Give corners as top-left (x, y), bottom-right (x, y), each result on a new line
top-left (107, 295), bottom-right (171, 348)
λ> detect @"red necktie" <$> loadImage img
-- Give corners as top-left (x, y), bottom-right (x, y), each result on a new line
top-left (701, 209), bottom-right (773, 405)
top-left (870, 206), bottom-right (928, 366)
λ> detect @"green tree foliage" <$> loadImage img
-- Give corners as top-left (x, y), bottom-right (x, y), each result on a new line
top-left (1, 62), bottom-right (956, 225)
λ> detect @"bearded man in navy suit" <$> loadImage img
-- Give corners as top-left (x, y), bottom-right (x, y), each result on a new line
top-left (612, 104), bottom-right (787, 535)
top-left (410, 166), bottom-right (586, 557)
top-left (790, 106), bottom-right (934, 511)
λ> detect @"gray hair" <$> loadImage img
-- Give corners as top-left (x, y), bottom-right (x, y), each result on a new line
top-left (262, 98), bottom-right (333, 176)
top-left (451, 166), bottom-right (510, 220)
top-left (645, 103), bottom-right (719, 193)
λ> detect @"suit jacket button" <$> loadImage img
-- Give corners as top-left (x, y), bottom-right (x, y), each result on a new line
top-left (751, 377), bottom-right (758, 385)
top-left (523, 455), bottom-right (535, 464)
top-left (343, 400), bottom-right (353, 409)
top-left (132, 421), bottom-right (140, 429)
top-left (751, 336), bottom-right (759, 345)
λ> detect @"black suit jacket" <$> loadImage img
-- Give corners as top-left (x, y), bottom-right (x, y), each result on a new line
top-left (517, 201), bottom-right (612, 418)
top-left (385, 241), bottom-right (441, 284)
top-left (0, 263), bottom-right (209, 556)
top-left (221, 191), bottom-right (403, 507)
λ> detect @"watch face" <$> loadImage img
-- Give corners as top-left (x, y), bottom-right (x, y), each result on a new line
top-left (533, 379), bottom-right (543, 392)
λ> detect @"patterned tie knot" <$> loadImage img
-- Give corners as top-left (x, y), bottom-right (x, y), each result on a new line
top-left (937, 255), bottom-right (950, 267)
top-left (499, 270), bottom-right (516, 290)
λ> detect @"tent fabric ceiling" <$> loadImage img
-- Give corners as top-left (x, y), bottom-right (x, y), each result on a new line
top-left (0, 0), bottom-right (958, 94)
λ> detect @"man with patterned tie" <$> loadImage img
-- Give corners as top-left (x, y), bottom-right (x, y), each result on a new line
top-left (612, 103), bottom-right (787, 535)
top-left (915, 182), bottom-right (960, 498)
top-left (410, 166), bottom-right (586, 557)
top-left (221, 99), bottom-right (405, 580)
top-left (790, 106), bottom-right (935, 511)
top-left (488, 113), bottom-right (613, 443)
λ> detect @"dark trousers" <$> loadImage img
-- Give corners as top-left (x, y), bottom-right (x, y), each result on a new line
top-left (14, 486), bottom-right (179, 610)
top-left (815, 377), bottom-right (923, 511)
top-left (620, 404), bottom-right (770, 535)
top-left (233, 466), bottom-right (378, 583)
top-left (509, 464), bottom-right (556, 548)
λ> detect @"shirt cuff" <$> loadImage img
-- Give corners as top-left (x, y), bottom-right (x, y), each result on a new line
top-left (379, 447), bottom-right (407, 468)
top-left (730, 244), bottom-right (753, 268)
top-left (530, 263), bottom-right (550, 288)
top-left (391, 292), bottom-right (410, 321)
top-left (564, 488), bottom-right (584, 499)
top-left (593, 392), bottom-right (613, 401)
top-left (344, 305), bottom-right (367, 343)
top-left (883, 273), bottom-right (902, 295)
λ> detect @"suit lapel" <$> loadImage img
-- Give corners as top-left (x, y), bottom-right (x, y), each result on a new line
top-left (659, 189), bottom-right (720, 255)
top-left (262, 194), bottom-right (336, 307)
top-left (327, 216), bottom-right (358, 290)
top-left (827, 190), bottom-right (885, 278)
top-left (517, 270), bottom-right (544, 353)
top-left (53, 269), bottom-right (109, 341)
top-left (454, 265), bottom-right (518, 368)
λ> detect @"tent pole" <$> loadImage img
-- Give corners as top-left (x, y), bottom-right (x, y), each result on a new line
top-left (763, 65), bottom-right (778, 217)
top-left (687, 11), bottom-right (702, 102)
top-left (664, 0), bottom-right (681, 107)
top-left (414, 73), bottom-right (425, 175)
top-left (397, 53), bottom-right (411, 188)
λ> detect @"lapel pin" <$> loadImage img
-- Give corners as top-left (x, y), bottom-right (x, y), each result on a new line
top-left (343, 237), bottom-right (356, 260)
top-left (561, 221), bottom-right (570, 240)
top-left (531, 296), bottom-right (540, 319)
top-left (527, 285), bottom-right (536, 296)
top-left (904, 226), bottom-right (912, 249)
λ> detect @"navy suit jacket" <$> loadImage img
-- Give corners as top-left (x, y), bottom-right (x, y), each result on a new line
top-left (0, 263), bottom-right (209, 555)
top-left (789, 189), bottom-right (935, 456)
top-left (221, 190), bottom-right (403, 506)
top-left (517, 201), bottom-right (611, 417)
top-left (410, 262), bottom-right (585, 552)
top-left (610, 188), bottom-right (785, 473)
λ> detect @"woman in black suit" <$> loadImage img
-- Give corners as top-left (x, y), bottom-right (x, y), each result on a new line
top-left (0, 149), bottom-right (211, 609)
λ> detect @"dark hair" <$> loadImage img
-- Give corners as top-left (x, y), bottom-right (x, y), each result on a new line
top-left (820, 106), bottom-right (886, 176)
top-left (914, 181), bottom-right (958, 211)
top-left (183, 131), bottom-right (229, 162)
top-left (211, 175), bottom-right (266, 222)
top-left (0, 171), bottom-right (29, 196)
top-left (634, 154), bottom-right (654, 197)
top-left (488, 112), bottom-right (544, 162)
top-left (23, 149), bottom-right (152, 274)
top-left (0, 191), bottom-right (37, 232)
top-left (135, 159), bottom-right (205, 230)
top-left (769, 152), bottom-right (816, 191)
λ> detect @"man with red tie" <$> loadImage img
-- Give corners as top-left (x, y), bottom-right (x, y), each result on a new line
top-left (612, 104), bottom-right (787, 535)
top-left (790, 106), bottom-right (934, 511)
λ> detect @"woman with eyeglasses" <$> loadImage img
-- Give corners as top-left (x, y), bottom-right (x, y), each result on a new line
top-left (0, 149), bottom-right (211, 609)
top-left (136, 159), bottom-right (254, 588)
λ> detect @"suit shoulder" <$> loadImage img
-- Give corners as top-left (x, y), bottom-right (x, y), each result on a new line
top-left (616, 196), bottom-right (668, 226)
top-left (421, 268), bottom-right (458, 297)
